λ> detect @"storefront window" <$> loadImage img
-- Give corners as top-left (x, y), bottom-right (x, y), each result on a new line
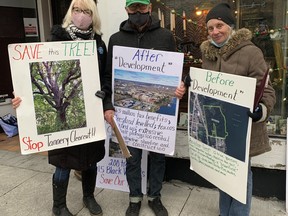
top-left (0, 0), bottom-right (39, 98)
top-left (151, 0), bottom-right (288, 137)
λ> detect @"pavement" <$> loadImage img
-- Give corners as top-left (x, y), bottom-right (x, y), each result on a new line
top-left (0, 140), bottom-right (287, 215)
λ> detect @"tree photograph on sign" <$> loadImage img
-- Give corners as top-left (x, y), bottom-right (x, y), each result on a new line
top-left (8, 40), bottom-right (106, 154)
top-left (30, 59), bottom-right (86, 134)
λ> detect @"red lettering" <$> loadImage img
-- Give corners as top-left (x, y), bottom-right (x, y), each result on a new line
top-left (12, 45), bottom-right (22, 60)
top-left (22, 136), bottom-right (44, 152)
top-left (100, 174), bottom-right (113, 184)
top-left (12, 44), bottom-right (44, 60)
top-left (114, 175), bottom-right (125, 186)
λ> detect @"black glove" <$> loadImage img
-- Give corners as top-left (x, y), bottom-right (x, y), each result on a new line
top-left (183, 75), bottom-right (191, 87)
top-left (247, 104), bottom-right (264, 122)
top-left (95, 90), bottom-right (105, 99)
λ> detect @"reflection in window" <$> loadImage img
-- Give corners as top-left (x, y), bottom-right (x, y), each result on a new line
top-left (152, 0), bottom-right (288, 136)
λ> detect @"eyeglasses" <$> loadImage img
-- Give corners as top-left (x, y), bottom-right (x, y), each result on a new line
top-left (72, 7), bottom-right (92, 16)
top-left (128, 4), bottom-right (149, 12)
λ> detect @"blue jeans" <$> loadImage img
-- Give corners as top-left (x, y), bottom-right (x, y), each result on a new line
top-left (53, 167), bottom-right (71, 183)
top-left (126, 146), bottom-right (166, 203)
top-left (53, 166), bottom-right (97, 183)
top-left (219, 160), bottom-right (252, 216)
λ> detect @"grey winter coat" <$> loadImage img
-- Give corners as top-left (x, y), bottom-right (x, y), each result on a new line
top-left (200, 28), bottom-right (276, 157)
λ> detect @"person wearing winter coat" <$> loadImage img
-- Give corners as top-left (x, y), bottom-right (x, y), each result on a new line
top-left (105, 1), bottom-right (186, 216)
top-left (12, 0), bottom-right (114, 215)
top-left (200, 3), bottom-right (276, 216)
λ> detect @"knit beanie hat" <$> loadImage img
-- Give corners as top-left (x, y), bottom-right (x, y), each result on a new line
top-left (205, 3), bottom-right (235, 26)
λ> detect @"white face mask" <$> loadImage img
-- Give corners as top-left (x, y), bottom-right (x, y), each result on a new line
top-left (72, 13), bottom-right (92, 30)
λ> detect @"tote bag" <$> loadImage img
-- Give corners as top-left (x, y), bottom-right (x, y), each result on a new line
top-left (0, 113), bottom-right (18, 137)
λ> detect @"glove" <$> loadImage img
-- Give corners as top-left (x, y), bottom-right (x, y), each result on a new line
top-left (247, 103), bottom-right (267, 122)
top-left (183, 75), bottom-right (191, 87)
top-left (95, 90), bottom-right (105, 99)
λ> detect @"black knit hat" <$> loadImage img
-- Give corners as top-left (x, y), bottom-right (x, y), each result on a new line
top-left (205, 3), bottom-right (235, 26)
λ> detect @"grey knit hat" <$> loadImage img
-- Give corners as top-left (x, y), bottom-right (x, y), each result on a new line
top-left (205, 3), bottom-right (235, 26)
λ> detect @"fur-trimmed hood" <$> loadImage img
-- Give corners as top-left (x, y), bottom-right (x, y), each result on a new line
top-left (200, 28), bottom-right (253, 61)
top-left (199, 27), bottom-right (276, 157)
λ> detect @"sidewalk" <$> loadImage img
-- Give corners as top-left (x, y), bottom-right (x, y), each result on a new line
top-left (0, 136), bottom-right (287, 216)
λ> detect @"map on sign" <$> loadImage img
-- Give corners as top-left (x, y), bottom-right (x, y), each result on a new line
top-left (189, 93), bottom-right (249, 162)
top-left (188, 67), bottom-right (256, 204)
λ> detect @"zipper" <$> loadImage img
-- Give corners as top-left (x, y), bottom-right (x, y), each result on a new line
top-left (137, 32), bottom-right (145, 47)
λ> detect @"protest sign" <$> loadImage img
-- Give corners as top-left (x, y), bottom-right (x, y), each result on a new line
top-left (188, 67), bottom-right (256, 204)
top-left (8, 41), bottom-right (106, 154)
top-left (112, 46), bottom-right (183, 155)
top-left (96, 124), bottom-right (147, 193)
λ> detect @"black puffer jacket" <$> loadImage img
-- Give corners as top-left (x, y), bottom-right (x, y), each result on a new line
top-left (48, 25), bottom-right (112, 170)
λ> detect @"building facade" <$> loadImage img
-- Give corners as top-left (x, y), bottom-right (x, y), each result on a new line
top-left (0, 0), bottom-right (286, 200)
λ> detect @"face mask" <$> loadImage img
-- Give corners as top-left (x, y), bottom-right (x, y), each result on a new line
top-left (211, 40), bottom-right (226, 48)
top-left (210, 35), bottom-right (231, 48)
top-left (128, 11), bottom-right (150, 27)
top-left (72, 13), bottom-right (92, 30)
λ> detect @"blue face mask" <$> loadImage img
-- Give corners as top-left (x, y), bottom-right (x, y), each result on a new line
top-left (211, 37), bottom-right (230, 48)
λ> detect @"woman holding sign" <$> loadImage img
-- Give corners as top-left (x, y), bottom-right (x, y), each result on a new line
top-left (12, 0), bottom-right (114, 216)
top-left (198, 3), bottom-right (276, 216)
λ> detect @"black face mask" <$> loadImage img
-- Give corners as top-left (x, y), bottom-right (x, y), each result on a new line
top-left (128, 11), bottom-right (150, 27)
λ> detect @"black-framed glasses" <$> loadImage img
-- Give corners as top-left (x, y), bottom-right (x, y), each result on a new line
top-left (128, 4), bottom-right (149, 12)
top-left (72, 7), bottom-right (92, 16)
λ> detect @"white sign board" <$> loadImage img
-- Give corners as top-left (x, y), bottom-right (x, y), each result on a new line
top-left (188, 67), bottom-right (256, 204)
top-left (112, 46), bottom-right (183, 155)
top-left (96, 124), bottom-right (147, 193)
top-left (8, 41), bottom-right (106, 154)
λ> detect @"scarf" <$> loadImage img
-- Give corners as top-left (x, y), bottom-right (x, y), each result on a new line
top-left (66, 24), bottom-right (95, 40)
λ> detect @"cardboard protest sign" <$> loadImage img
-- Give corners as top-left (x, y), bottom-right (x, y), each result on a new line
top-left (96, 124), bottom-right (147, 193)
top-left (188, 67), bottom-right (256, 204)
top-left (8, 41), bottom-right (106, 154)
top-left (112, 46), bottom-right (183, 155)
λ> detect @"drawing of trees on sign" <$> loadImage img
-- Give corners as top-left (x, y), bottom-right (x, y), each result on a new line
top-left (30, 60), bottom-right (86, 134)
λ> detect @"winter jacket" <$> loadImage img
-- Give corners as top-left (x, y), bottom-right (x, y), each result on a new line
top-left (200, 28), bottom-right (276, 157)
top-left (48, 25), bottom-right (111, 170)
top-left (103, 16), bottom-right (176, 94)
